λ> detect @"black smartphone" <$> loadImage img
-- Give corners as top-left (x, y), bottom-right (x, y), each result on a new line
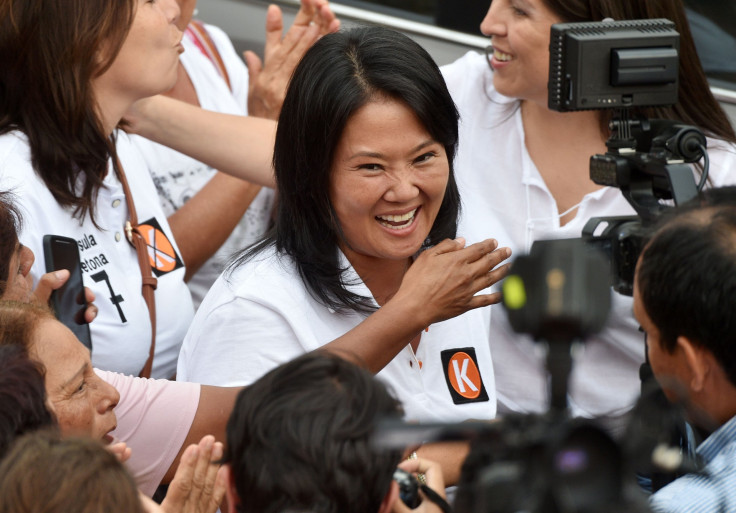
top-left (42, 235), bottom-right (92, 350)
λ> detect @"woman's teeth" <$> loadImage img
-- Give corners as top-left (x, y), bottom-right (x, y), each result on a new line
top-left (494, 49), bottom-right (513, 62)
top-left (376, 208), bottom-right (417, 230)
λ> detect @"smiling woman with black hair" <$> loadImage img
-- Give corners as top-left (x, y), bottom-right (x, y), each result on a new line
top-left (178, 27), bottom-right (511, 430)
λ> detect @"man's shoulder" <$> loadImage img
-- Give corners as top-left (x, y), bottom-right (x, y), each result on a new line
top-left (649, 421), bottom-right (736, 513)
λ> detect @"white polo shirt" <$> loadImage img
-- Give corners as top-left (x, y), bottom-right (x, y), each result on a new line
top-left (0, 131), bottom-right (193, 378)
top-left (178, 246), bottom-right (497, 423)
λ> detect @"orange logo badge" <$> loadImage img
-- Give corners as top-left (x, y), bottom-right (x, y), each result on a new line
top-left (138, 218), bottom-right (184, 277)
top-left (441, 348), bottom-right (489, 405)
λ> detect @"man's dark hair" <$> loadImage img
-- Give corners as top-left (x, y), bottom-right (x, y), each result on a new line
top-left (223, 352), bottom-right (404, 513)
top-left (231, 25), bottom-right (461, 314)
top-left (0, 344), bottom-right (57, 460)
top-left (637, 194), bottom-right (736, 387)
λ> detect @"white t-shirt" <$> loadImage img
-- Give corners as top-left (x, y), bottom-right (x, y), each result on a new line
top-left (129, 22), bottom-right (275, 308)
top-left (97, 370), bottom-right (200, 497)
top-left (178, 246), bottom-right (497, 423)
top-left (441, 51), bottom-right (736, 423)
top-left (0, 131), bottom-right (194, 378)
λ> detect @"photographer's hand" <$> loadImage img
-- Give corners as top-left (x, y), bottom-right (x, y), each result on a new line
top-left (392, 457), bottom-right (448, 513)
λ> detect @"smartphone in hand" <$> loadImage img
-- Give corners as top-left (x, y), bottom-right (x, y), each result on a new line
top-left (42, 235), bottom-right (92, 350)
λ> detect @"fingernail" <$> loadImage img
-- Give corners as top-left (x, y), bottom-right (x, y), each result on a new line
top-left (212, 442), bottom-right (224, 459)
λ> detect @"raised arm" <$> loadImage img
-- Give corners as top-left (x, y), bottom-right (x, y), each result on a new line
top-left (245, 0), bottom-right (340, 120)
top-left (125, 97), bottom-right (277, 188)
top-left (323, 238), bottom-right (511, 373)
top-left (124, 0), bottom-right (341, 187)
top-left (161, 384), bottom-right (242, 485)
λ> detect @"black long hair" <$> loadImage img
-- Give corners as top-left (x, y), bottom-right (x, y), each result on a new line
top-left (231, 26), bottom-right (461, 314)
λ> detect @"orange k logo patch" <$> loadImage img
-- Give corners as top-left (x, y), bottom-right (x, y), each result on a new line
top-left (139, 218), bottom-right (184, 277)
top-left (441, 348), bottom-right (489, 404)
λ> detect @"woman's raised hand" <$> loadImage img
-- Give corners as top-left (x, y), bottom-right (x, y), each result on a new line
top-left (323, 237), bottom-right (510, 373)
top-left (244, 0), bottom-right (340, 120)
top-left (393, 237), bottom-right (512, 327)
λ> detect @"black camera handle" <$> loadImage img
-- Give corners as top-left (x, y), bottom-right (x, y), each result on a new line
top-left (591, 111), bottom-right (706, 224)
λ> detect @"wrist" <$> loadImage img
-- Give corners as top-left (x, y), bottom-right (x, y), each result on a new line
top-left (382, 293), bottom-right (431, 333)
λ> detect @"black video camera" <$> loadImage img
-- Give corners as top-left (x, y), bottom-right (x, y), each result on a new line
top-left (549, 18), bottom-right (708, 295)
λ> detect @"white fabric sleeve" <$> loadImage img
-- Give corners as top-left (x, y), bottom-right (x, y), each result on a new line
top-left (177, 296), bottom-right (306, 387)
top-left (96, 369), bottom-right (200, 497)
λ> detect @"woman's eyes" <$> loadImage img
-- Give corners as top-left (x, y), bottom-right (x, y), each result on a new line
top-left (75, 380), bottom-right (88, 394)
top-left (358, 163), bottom-right (383, 171)
top-left (510, 1), bottom-right (528, 16)
top-left (356, 151), bottom-right (438, 170)
top-left (414, 152), bottom-right (437, 164)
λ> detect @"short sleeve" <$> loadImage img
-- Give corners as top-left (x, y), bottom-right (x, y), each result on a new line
top-left (176, 295), bottom-right (307, 387)
top-left (97, 369), bottom-right (200, 496)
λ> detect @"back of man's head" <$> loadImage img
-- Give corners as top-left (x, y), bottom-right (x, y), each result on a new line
top-left (223, 353), bottom-right (403, 513)
top-left (637, 199), bottom-right (736, 388)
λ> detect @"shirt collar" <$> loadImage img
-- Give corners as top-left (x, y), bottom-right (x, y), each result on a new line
top-left (697, 414), bottom-right (736, 463)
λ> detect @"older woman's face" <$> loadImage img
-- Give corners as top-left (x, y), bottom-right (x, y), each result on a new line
top-left (329, 98), bottom-right (449, 266)
top-left (31, 319), bottom-right (119, 441)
